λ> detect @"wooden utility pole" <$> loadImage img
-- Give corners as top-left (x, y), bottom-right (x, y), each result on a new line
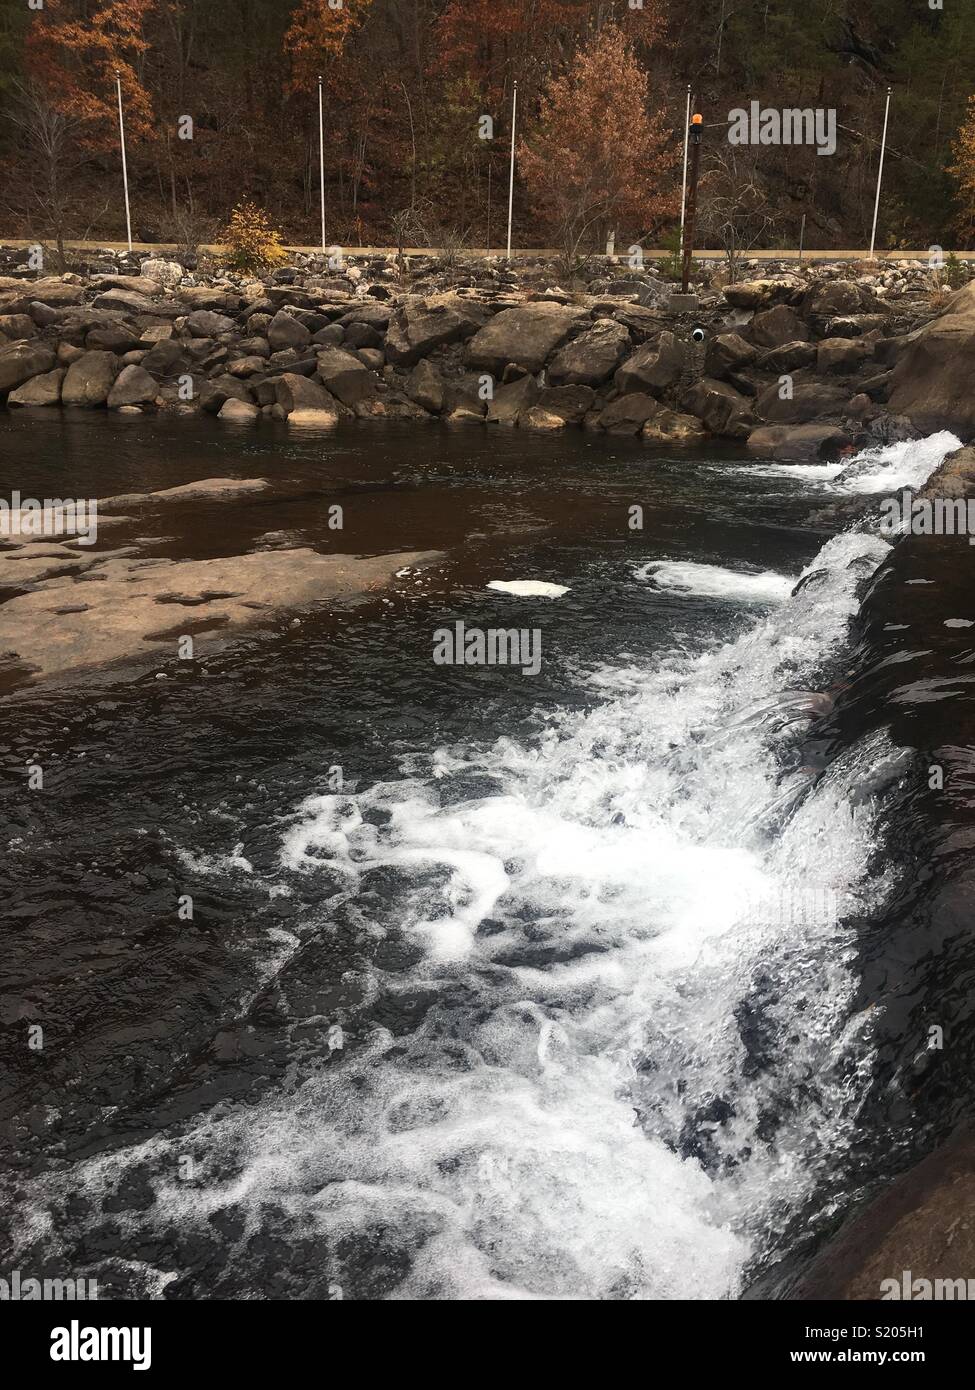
top-left (681, 113), bottom-right (703, 292)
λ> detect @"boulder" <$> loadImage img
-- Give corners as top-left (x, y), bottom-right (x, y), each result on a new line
top-left (87, 324), bottom-right (143, 353)
top-left (186, 309), bottom-right (236, 338)
top-left (614, 331), bottom-right (684, 395)
top-left (746, 423), bottom-right (853, 462)
top-left (266, 310), bottom-right (312, 353)
top-left (405, 359), bottom-right (445, 414)
top-left (521, 406), bottom-right (567, 432)
top-left (599, 393), bottom-right (661, 434)
top-left (641, 407), bottom-right (707, 443)
top-left (816, 337), bottom-right (875, 374)
top-left (749, 304), bottom-right (812, 349)
top-left (682, 378), bottom-right (754, 438)
top-left (107, 364), bottom-right (159, 409)
top-left (198, 374), bottom-right (252, 413)
top-left (533, 384), bottom-right (595, 424)
top-left (61, 350), bottom-right (120, 407)
top-left (887, 282), bottom-right (975, 438)
top-left (227, 356), bottom-right (267, 378)
top-left (705, 332), bottom-right (756, 377)
top-left (314, 346), bottom-right (375, 406)
top-left (485, 373), bottom-right (539, 425)
top-left (0, 340), bottom-right (56, 392)
top-left (141, 258), bottom-right (184, 288)
top-left (141, 339), bottom-right (186, 376)
top-left (465, 301), bottom-right (586, 374)
top-left (547, 318), bottom-right (630, 387)
top-left (0, 313), bottom-right (37, 340)
top-left (274, 372), bottom-right (340, 420)
top-left (756, 378), bottom-right (849, 423)
top-left (723, 276), bottom-right (804, 309)
top-left (93, 274), bottom-right (163, 297)
top-left (92, 288), bottom-right (177, 317)
top-left (178, 287), bottom-right (241, 313)
top-left (218, 398), bottom-right (260, 424)
top-left (0, 278), bottom-right (84, 315)
top-left (7, 368), bottom-right (65, 407)
top-left (761, 340), bottom-right (818, 372)
top-left (386, 293), bottom-right (489, 366)
top-left (802, 279), bottom-right (868, 321)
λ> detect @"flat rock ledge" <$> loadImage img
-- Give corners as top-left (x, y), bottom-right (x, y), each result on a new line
top-left (0, 543), bottom-right (441, 685)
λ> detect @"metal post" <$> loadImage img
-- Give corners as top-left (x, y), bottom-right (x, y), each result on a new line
top-left (681, 113), bottom-right (703, 293)
top-left (798, 213), bottom-right (806, 265)
top-left (116, 70), bottom-right (133, 253)
top-left (506, 80), bottom-right (518, 261)
top-left (869, 86), bottom-right (892, 260)
top-left (679, 85), bottom-right (692, 257)
top-left (318, 75), bottom-right (326, 253)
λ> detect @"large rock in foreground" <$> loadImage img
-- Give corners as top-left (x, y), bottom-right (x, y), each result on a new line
top-left (887, 282), bottom-right (975, 440)
top-left (465, 302), bottom-right (586, 374)
top-left (0, 340), bottom-right (57, 393)
top-left (386, 293), bottom-right (488, 366)
top-left (62, 350), bottom-right (119, 407)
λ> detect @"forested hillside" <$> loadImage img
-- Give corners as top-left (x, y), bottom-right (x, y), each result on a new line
top-left (1, 0), bottom-right (973, 252)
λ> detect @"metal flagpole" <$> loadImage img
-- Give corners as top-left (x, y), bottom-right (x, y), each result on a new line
top-left (506, 80), bottom-right (518, 260)
top-left (679, 84), bottom-right (692, 257)
top-left (869, 86), bottom-right (892, 260)
top-left (115, 70), bottom-right (133, 253)
top-left (318, 75), bottom-right (326, 253)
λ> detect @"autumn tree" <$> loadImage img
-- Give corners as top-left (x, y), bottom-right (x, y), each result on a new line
top-left (950, 95), bottom-right (975, 244)
top-left (518, 24), bottom-right (677, 270)
top-left (25, 0), bottom-right (157, 145)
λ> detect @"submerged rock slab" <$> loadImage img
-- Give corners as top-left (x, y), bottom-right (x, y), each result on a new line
top-left (0, 547), bottom-right (441, 684)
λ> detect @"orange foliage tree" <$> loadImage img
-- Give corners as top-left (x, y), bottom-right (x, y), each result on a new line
top-left (517, 24), bottom-right (677, 268)
top-left (24, 0), bottom-right (157, 145)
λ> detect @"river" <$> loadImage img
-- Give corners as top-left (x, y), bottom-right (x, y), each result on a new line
top-left (0, 412), bottom-right (968, 1300)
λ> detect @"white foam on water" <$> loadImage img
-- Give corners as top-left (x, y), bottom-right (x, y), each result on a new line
top-left (487, 580), bottom-right (570, 598)
top-left (835, 431), bottom-right (961, 494)
top-left (635, 560), bottom-right (795, 603)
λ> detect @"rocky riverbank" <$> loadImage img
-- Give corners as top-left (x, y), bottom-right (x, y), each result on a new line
top-left (2, 246), bottom-right (973, 453)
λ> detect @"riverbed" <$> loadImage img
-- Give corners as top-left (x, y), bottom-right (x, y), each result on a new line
top-left (0, 413), bottom-right (968, 1300)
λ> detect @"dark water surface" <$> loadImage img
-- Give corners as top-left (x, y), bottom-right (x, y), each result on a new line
top-left (0, 413), bottom-right (971, 1299)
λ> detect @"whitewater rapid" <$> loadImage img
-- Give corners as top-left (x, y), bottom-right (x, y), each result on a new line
top-left (7, 431), bottom-right (960, 1301)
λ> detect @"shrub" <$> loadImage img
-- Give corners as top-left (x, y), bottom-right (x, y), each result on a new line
top-left (222, 200), bottom-right (287, 275)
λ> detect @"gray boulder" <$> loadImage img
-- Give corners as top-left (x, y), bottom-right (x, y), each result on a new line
top-left (386, 293), bottom-right (488, 366)
top-left (0, 340), bottom-right (57, 392)
top-left (7, 368), bottom-right (65, 407)
top-left (314, 346), bottom-right (374, 406)
top-left (107, 365), bottom-right (159, 409)
top-left (615, 331), bottom-right (684, 396)
top-left (547, 319), bottom-right (630, 387)
top-left (465, 302), bottom-right (585, 374)
top-left (61, 350), bottom-right (120, 406)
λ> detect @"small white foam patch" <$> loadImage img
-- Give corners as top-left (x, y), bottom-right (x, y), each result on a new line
top-left (636, 560), bottom-right (795, 604)
top-left (487, 580), bottom-right (569, 598)
top-left (944, 619), bottom-right (974, 628)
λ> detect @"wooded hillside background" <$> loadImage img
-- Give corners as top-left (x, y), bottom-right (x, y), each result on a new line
top-left (1, 0), bottom-right (973, 252)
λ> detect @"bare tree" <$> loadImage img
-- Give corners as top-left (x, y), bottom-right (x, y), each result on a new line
top-left (699, 146), bottom-right (779, 283)
top-left (4, 81), bottom-right (83, 271)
